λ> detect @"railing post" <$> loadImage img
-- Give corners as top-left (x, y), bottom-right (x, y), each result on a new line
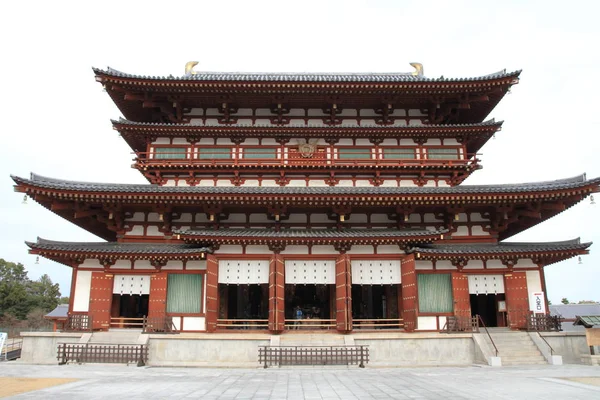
top-left (137, 345), bottom-right (145, 367)
top-left (359, 346), bottom-right (365, 368)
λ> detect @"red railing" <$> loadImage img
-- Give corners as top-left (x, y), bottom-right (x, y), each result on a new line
top-left (134, 151), bottom-right (479, 169)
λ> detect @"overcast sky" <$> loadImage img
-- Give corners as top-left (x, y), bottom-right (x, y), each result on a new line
top-left (1, 0), bottom-right (599, 304)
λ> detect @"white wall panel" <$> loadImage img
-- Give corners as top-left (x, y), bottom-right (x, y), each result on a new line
top-left (284, 260), bottom-right (335, 284)
top-left (112, 275), bottom-right (151, 295)
top-left (182, 317), bottom-right (205, 331)
top-left (468, 275), bottom-right (505, 294)
top-left (351, 260), bottom-right (401, 284)
top-left (73, 271), bottom-right (92, 312)
top-left (415, 260), bottom-right (434, 270)
top-left (417, 316), bottom-right (438, 330)
top-left (218, 260), bottom-right (269, 284)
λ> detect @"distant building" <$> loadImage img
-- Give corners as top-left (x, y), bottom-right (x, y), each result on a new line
top-left (550, 304), bottom-right (600, 332)
top-left (14, 63), bottom-right (598, 333)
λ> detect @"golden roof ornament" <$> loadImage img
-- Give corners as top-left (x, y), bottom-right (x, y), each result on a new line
top-left (410, 63), bottom-right (424, 76)
top-left (185, 61), bottom-right (199, 76)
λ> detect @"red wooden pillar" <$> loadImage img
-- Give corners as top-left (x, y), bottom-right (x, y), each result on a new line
top-left (205, 254), bottom-right (219, 332)
top-left (335, 254), bottom-right (352, 333)
top-left (89, 272), bottom-right (114, 331)
top-left (505, 272), bottom-right (529, 329)
top-left (401, 255), bottom-right (417, 332)
top-left (148, 271), bottom-right (168, 318)
top-left (268, 254), bottom-right (285, 333)
top-left (452, 272), bottom-right (471, 318)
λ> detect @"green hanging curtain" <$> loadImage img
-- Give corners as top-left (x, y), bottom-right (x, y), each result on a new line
top-left (417, 274), bottom-right (453, 313)
top-left (426, 148), bottom-right (460, 160)
top-left (338, 148), bottom-right (372, 160)
top-left (166, 274), bottom-right (202, 313)
top-left (198, 147), bottom-right (231, 159)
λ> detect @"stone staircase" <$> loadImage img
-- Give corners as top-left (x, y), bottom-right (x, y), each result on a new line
top-left (80, 329), bottom-right (148, 345)
top-left (488, 330), bottom-right (547, 366)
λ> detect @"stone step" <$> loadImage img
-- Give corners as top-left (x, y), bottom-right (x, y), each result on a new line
top-left (89, 332), bottom-right (144, 345)
top-left (502, 360), bottom-right (548, 366)
top-left (501, 354), bottom-right (545, 361)
top-left (499, 351), bottom-right (543, 358)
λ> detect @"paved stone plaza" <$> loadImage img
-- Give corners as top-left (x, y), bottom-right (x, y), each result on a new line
top-left (1, 363), bottom-right (600, 399)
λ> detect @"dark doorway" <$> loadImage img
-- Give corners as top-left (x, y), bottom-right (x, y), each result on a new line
top-left (470, 293), bottom-right (505, 327)
top-left (284, 285), bottom-right (332, 319)
top-left (218, 284), bottom-right (268, 320)
top-left (110, 294), bottom-right (149, 327)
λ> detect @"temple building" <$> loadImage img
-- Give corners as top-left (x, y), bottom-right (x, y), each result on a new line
top-left (13, 62), bottom-right (599, 335)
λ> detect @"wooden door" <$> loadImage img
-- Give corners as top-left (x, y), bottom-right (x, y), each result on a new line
top-left (89, 272), bottom-right (114, 330)
top-left (505, 272), bottom-right (529, 329)
top-left (148, 271), bottom-right (168, 318)
top-left (452, 272), bottom-right (471, 318)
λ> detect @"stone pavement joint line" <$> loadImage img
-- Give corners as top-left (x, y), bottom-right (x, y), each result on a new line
top-left (2, 364), bottom-right (600, 399)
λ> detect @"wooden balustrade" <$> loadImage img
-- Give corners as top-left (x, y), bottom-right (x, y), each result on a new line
top-left (57, 343), bottom-right (148, 366)
top-left (65, 315), bottom-right (93, 332)
top-left (258, 345), bottom-right (369, 368)
top-left (216, 319), bottom-right (269, 330)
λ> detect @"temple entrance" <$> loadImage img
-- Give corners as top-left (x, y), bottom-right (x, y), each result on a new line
top-left (284, 259), bottom-right (336, 329)
top-left (351, 285), bottom-right (400, 324)
top-left (285, 284), bottom-right (333, 320)
top-left (217, 259), bottom-right (270, 330)
top-left (218, 284), bottom-right (268, 329)
top-left (467, 275), bottom-right (506, 328)
top-left (350, 260), bottom-right (403, 329)
top-left (110, 275), bottom-right (151, 328)
top-left (470, 293), bottom-right (506, 327)
top-left (111, 294), bottom-right (149, 322)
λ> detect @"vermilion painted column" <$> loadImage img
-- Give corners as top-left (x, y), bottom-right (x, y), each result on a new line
top-left (452, 272), bottom-right (471, 318)
top-left (268, 254), bottom-right (285, 333)
top-left (505, 272), bottom-right (529, 329)
top-left (401, 255), bottom-right (417, 332)
top-left (335, 254), bottom-right (352, 333)
top-left (148, 271), bottom-right (168, 318)
top-left (88, 272), bottom-right (114, 331)
top-left (205, 254), bottom-right (219, 332)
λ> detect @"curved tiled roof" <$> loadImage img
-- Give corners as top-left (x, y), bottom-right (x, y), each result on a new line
top-left (27, 237), bottom-right (211, 254)
top-left (12, 173), bottom-right (600, 195)
top-left (409, 238), bottom-right (592, 255)
top-left (112, 118), bottom-right (502, 130)
top-left (175, 228), bottom-right (446, 239)
top-left (94, 67), bottom-right (521, 83)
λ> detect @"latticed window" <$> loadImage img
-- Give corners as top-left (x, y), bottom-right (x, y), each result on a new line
top-left (166, 274), bottom-right (202, 313)
top-left (426, 148), bottom-right (460, 160)
top-left (242, 148), bottom-right (277, 159)
top-left (198, 147), bottom-right (231, 159)
top-left (381, 148), bottom-right (417, 159)
top-left (417, 274), bottom-right (453, 313)
top-left (153, 147), bottom-right (187, 159)
top-left (338, 148), bottom-right (372, 160)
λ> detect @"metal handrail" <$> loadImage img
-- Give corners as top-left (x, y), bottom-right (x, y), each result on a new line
top-left (476, 314), bottom-right (499, 357)
top-left (536, 331), bottom-right (555, 355)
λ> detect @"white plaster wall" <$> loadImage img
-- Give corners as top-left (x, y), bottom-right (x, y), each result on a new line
top-left (453, 226), bottom-right (469, 236)
top-left (435, 260), bottom-right (456, 270)
top-left (80, 259), bottom-right (102, 268)
top-left (146, 226), bottom-right (163, 237)
top-left (417, 316), bottom-right (438, 330)
top-left (187, 261), bottom-right (207, 270)
top-left (73, 270), bottom-right (92, 312)
top-left (515, 258), bottom-right (535, 268)
top-left (127, 212), bottom-right (145, 222)
top-left (125, 226), bottom-right (145, 236)
top-left (165, 260), bottom-right (183, 270)
top-left (182, 317), bottom-right (206, 331)
top-left (112, 260), bottom-right (131, 270)
top-left (280, 245), bottom-right (309, 255)
top-left (310, 246), bottom-right (338, 255)
top-left (471, 226), bottom-right (488, 236)
top-left (415, 260), bottom-right (433, 270)
top-left (377, 245), bottom-right (402, 254)
top-left (214, 245), bottom-right (244, 254)
top-left (245, 245), bottom-right (271, 254)
top-left (134, 260), bottom-right (153, 270)
top-left (463, 260), bottom-right (484, 270)
top-left (486, 260), bottom-right (505, 269)
top-left (347, 245), bottom-right (374, 254)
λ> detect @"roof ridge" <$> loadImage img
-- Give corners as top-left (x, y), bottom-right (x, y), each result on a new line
top-left (93, 66), bottom-right (522, 83)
